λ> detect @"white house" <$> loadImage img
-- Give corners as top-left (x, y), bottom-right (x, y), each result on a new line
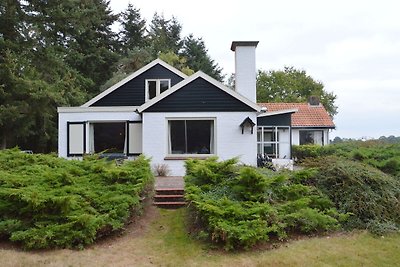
top-left (58, 41), bottom-right (335, 176)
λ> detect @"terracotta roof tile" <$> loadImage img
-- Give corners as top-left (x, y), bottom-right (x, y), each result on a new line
top-left (258, 103), bottom-right (335, 128)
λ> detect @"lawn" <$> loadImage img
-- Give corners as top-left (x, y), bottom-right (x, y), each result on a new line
top-left (1, 207), bottom-right (399, 267)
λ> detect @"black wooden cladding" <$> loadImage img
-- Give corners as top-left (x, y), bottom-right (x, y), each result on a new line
top-left (257, 113), bottom-right (292, 126)
top-left (145, 77), bottom-right (256, 112)
top-left (91, 64), bottom-right (184, 106)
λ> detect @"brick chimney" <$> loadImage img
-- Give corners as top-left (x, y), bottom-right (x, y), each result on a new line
top-left (308, 96), bottom-right (320, 106)
top-left (231, 41), bottom-right (259, 103)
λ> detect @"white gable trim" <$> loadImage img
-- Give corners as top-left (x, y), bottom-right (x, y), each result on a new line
top-left (58, 106), bottom-right (139, 113)
top-left (257, 109), bottom-right (298, 117)
top-left (81, 59), bottom-right (188, 107)
top-left (137, 71), bottom-right (261, 113)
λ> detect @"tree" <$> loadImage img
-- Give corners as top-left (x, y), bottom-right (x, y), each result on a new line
top-left (0, 0), bottom-right (25, 48)
top-left (257, 66), bottom-right (337, 116)
top-left (159, 51), bottom-right (194, 76)
top-left (0, 49), bottom-right (89, 151)
top-left (181, 34), bottom-right (224, 81)
top-left (100, 50), bottom-right (194, 92)
top-left (148, 13), bottom-right (182, 55)
top-left (100, 46), bottom-right (154, 91)
top-left (119, 4), bottom-right (147, 52)
top-left (332, 136), bottom-right (343, 144)
top-left (24, 0), bottom-right (120, 95)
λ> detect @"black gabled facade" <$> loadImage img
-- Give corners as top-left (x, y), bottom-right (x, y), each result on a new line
top-left (144, 77), bottom-right (256, 112)
top-left (91, 64), bottom-right (184, 107)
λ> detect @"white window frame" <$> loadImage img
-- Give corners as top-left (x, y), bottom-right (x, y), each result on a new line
top-left (257, 126), bottom-right (279, 158)
top-left (145, 79), bottom-right (171, 101)
top-left (299, 130), bottom-right (324, 145)
top-left (166, 117), bottom-right (216, 157)
top-left (257, 126), bottom-right (291, 159)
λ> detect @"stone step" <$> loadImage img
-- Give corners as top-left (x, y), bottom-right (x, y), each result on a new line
top-left (154, 188), bottom-right (185, 209)
top-left (154, 194), bottom-right (185, 203)
top-left (155, 188), bottom-right (184, 195)
top-left (153, 201), bottom-right (186, 209)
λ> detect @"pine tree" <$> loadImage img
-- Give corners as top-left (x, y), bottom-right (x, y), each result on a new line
top-left (24, 0), bottom-right (120, 95)
top-left (119, 4), bottom-right (147, 52)
top-left (148, 13), bottom-right (182, 55)
top-left (181, 34), bottom-right (224, 81)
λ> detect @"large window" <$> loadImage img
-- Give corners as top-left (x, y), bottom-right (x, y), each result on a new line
top-left (87, 122), bottom-right (143, 156)
top-left (168, 119), bottom-right (215, 155)
top-left (300, 130), bottom-right (323, 145)
top-left (146, 79), bottom-right (171, 101)
top-left (91, 123), bottom-right (126, 153)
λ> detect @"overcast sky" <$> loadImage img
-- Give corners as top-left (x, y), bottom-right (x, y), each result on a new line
top-left (109, 0), bottom-right (400, 139)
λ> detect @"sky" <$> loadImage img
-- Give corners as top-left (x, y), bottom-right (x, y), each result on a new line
top-left (109, 0), bottom-right (400, 139)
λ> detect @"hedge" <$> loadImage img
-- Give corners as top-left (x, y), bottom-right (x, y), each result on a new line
top-left (0, 149), bottom-right (153, 249)
top-left (184, 157), bottom-right (346, 250)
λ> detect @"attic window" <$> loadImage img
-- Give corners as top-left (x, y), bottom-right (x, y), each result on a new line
top-left (145, 79), bottom-right (171, 101)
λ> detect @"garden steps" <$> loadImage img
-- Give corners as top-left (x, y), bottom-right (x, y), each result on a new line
top-left (154, 177), bottom-right (186, 209)
top-left (154, 188), bottom-right (186, 208)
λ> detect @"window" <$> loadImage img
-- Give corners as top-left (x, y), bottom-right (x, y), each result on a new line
top-left (300, 130), bottom-right (324, 145)
top-left (87, 122), bottom-right (143, 156)
top-left (91, 123), bottom-right (126, 153)
top-left (257, 127), bottom-right (279, 158)
top-left (146, 79), bottom-right (171, 101)
top-left (168, 119), bottom-right (215, 155)
top-left (257, 126), bottom-right (291, 159)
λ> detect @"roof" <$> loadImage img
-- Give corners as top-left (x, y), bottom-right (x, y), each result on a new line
top-left (258, 103), bottom-right (335, 128)
top-left (257, 108), bottom-right (297, 117)
top-left (81, 58), bottom-right (187, 107)
top-left (137, 71), bottom-right (261, 113)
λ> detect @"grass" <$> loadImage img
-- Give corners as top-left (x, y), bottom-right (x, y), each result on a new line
top-left (0, 207), bottom-right (399, 267)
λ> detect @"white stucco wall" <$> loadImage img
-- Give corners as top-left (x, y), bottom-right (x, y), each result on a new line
top-left (58, 111), bottom-right (141, 158)
top-left (234, 46), bottom-right (257, 103)
top-left (142, 112), bottom-right (257, 176)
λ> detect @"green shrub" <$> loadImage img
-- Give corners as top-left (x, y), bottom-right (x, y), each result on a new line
top-left (292, 145), bottom-right (334, 162)
top-left (0, 149), bottom-right (153, 249)
top-left (380, 158), bottom-right (400, 176)
top-left (296, 141), bottom-right (400, 177)
top-left (184, 157), bottom-right (344, 250)
top-left (303, 156), bottom-right (400, 233)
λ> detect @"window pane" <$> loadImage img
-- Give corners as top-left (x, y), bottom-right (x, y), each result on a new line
top-left (313, 131), bottom-right (323, 145)
top-left (186, 120), bottom-right (212, 154)
top-left (264, 131), bottom-right (274, 142)
top-left (170, 121), bottom-right (185, 154)
top-left (148, 81), bottom-right (157, 99)
top-left (93, 123), bottom-right (125, 153)
top-left (264, 143), bottom-right (273, 155)
top-left (257, 128), bottom-right (262, 142)
top-left (160, 80), bottom-right (170, 93)
top-left (257, 143), bottom-right (263, 154)
top-left (300, 131), bottom-right (314, 145)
